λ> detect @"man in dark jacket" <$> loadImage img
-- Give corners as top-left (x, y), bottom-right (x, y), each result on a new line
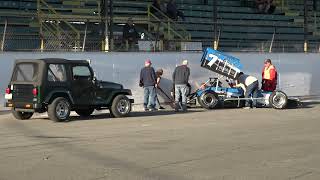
top-left (140, 59), bottom-right (157, 111)
top-left (123, 18), bottom-right (139, 51)
top-left (167, 0), bottom-right (185, 21)
top-left (173, 60), bottom-right (190, 112)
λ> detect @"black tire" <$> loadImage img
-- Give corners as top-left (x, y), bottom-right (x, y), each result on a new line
top-left (75, 108), bottom-right (94, 117)
top-left (110, 95), bottom-right (131, 118)
top-left (48, 97), bottom-right (71, 122)
top-left (109, 109), bottom-right (115, 118)
top-left (12, 110), bottom-right (33, 120)
top-left (269, 91), bottom-right (288, 109)
top-left (198, 91), bottom-right (219, 109)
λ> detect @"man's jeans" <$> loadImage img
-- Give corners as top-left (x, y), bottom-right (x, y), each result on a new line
top-left (245, 81), bottom-right (259, 107)
top-left (144, 86), bottom-right (156, 109)
top-left (175, 84), bottom-right (188, 104)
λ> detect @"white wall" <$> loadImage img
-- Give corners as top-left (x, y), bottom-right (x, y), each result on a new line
top-left (0, 52), bottom-right (319, 107)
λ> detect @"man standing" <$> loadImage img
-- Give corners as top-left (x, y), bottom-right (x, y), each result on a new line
top-left (262, 59), bottom-right (277, 91)
top-left (155, 69), bottom-right (165, 110)
top-left (167, 0), bottom-right (185, 21)
top-left (236, 72), bottom-right (259, 109)
top-left (173, 60), bottom-right (190, 112)
top-left (140, 59), bottom-right (157, 111)
top-left (122, 18), bottom-right (139, 51)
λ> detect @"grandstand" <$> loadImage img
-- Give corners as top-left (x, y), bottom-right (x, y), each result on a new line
top-left (0, 0), bottom-right (319, 52)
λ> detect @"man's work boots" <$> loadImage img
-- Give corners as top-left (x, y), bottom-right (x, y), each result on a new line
top-left (174, 102), bottom-right (180, 112)
top-left (182, 103), bottom-right (187, 112)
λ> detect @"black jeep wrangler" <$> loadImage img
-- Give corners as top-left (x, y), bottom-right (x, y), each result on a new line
top-left (4, 58), bottom-right (134, 122)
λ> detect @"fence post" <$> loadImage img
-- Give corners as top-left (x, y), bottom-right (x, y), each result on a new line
top-left (168, 21), bottom-right (171, 40)
top-left (40, 38), bottom-right (44, 52)
top-left (147, 5), bottom-right (151, 32)
top-left (1, 19), bottom-right (8, 52)
top-left (82, 20), bottom-right (88, 52)
top-left (304, 41), bottom-right (308, 52)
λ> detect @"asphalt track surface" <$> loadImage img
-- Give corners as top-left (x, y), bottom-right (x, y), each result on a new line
top-left (0, 103), bottom-right (320, 180)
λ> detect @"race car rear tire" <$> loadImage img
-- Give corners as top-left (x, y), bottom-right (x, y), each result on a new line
top-left (269, 91), bottom-right (288, 109)
top-left (198, 91), bottom-right (219, 109)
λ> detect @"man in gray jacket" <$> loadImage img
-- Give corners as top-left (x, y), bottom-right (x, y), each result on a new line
top-left (173, 60), bottom-right (190, 112)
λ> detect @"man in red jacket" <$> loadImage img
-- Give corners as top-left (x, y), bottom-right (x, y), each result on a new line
top-left (262, 59), bottom-right (277, 91)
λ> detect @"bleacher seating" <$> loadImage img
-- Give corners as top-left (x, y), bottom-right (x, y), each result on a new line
top-left (0, 0), bottom-right (319, 52)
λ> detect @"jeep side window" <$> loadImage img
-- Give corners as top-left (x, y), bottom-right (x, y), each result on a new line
top-left (72, 66), bottom-right (92, 80)
top-left (47, 64), bottom-right (67, 82)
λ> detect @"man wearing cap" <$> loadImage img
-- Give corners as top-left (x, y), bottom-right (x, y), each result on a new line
top-left (140, 59), bottom-right (157, 111)
top-left (172, 60), bottom-right (190, 112)
top-left (261, 59), bottom-right (277, 91)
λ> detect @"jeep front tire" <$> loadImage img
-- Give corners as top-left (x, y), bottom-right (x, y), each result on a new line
top-left (110, 95), bottom-right (131, 118)
top-left (12, 110), bottom-right (33, 120)
top-left (48, 97), bottom-right (71, 122)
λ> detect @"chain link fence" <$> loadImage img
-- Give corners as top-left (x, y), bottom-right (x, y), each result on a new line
top-left (1, 19), bottom-right (320, 52)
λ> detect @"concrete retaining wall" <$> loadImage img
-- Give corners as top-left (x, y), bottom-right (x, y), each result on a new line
top-left (0, 52), bottom-right (319, 107)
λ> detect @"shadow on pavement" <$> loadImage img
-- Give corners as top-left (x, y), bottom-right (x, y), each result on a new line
top-left (65, 110), bottom-right (204, 123)
top-left (300, 101), bottom-right (320, 108)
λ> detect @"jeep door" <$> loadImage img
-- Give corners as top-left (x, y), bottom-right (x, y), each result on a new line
top-left (46, 63), bottom-right (70, 101)
top-left (71, 65), bottom-right (94, 105)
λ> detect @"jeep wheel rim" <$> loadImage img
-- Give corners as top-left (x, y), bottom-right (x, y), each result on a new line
top-left (56, 101), bottom-right (69, 119)
top-left (117, 99), bottom-right (130, 114)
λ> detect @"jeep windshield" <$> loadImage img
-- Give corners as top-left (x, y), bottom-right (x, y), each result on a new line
top-left (12, 63), bottom-right (39, 82)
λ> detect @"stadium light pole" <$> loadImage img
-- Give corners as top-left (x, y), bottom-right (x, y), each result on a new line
top-left (109, 0), bottom-right (114, 51)
top-left (304, 0), bottom-right (308, 52)
top-left (101, 0), bottom-right (109, 52)
top-left (213, 0), bottom-right (218, 50)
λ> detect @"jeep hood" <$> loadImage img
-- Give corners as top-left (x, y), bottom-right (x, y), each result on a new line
top-left (98, 81), bottom-right (123, 89)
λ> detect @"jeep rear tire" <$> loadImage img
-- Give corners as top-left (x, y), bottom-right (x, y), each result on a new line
top-left (12, 110), bottom-right (33, 120)
top-left (75, 108), bottom-right (94, 117)
top-left (48, 97), bottom-right (71, 122)
top-left (110, 95), bottom-right (131, 118)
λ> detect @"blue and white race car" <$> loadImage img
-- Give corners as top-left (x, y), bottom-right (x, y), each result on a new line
top-left (188, 48), bottom-right (288, 109)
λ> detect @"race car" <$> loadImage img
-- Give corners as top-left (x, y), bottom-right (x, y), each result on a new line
top-left (188, 77), bottom-right (288, 109)
top-left (187, 48), bottom-right (288, 109)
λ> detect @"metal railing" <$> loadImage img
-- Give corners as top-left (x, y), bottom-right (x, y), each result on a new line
top-left (37, 0), bottom-right (82, 51)
top-left (147, 4), bottom-right (191, 41)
